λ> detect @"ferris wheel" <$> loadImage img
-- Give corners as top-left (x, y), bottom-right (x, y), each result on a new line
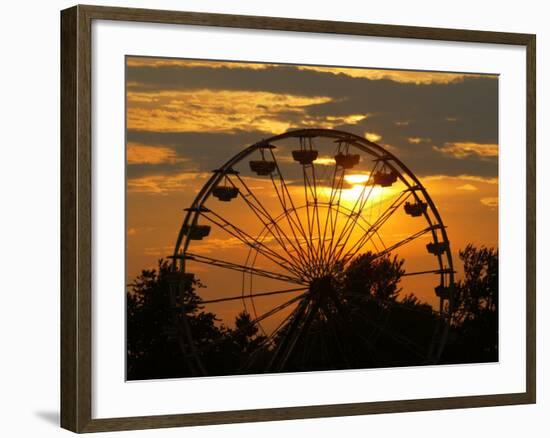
top-left (169, 128), bottom-right (454, 376)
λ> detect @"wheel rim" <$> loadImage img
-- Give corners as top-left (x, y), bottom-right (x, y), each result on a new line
top-left (170, 128), bottom-right (454, 375)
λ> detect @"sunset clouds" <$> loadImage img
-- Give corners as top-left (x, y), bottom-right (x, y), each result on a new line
top-left (127, 143), bottom-right (186, 165)
top-left (437, 142), bottom-right (498, 159)
top-left (127, 89), bottom-right (336, 133)
top-left (126, 58), bottom-right (498, 181)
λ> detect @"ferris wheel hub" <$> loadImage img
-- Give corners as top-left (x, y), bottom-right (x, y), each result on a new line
top-left (309, 275), bottom-right (337, 299)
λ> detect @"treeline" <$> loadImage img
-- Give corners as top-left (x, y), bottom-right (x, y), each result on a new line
top-left (127, 244), bottom-right (498, 380)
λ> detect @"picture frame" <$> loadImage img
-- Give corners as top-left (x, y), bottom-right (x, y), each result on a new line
top-left (60, 4), bottom-right (536, 433)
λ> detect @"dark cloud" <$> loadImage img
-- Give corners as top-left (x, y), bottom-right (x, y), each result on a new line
top-left (126, 61), bottom-right (498, 179)
top-left (126, 130), bottom-right (267, 179)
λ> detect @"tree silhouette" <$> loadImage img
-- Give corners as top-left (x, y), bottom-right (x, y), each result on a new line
top-left (238, 253), bottom-right (431, 373)
top-left (441, 244), bottom-right (498, 363)
top-left (126, 245), bottom-right (499, 379)
top-left (126, 260), bottom-right (223, 380)
top-left (344, 252), bottom-right (405, 301)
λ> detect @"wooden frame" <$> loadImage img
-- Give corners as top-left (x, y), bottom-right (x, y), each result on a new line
top-left (60, 4), bottom-right (536, 433)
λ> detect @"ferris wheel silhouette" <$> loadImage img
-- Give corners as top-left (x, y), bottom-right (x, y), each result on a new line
top-left (168, 128), bottom-right (454, 376)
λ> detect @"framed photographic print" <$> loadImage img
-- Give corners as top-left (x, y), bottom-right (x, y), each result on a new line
top-left (60, 4), bottom-right (536, 433)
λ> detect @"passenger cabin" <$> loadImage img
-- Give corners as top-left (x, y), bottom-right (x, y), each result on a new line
top-left (373, 170), bottom-right (398, 187)
top-left (404, 201), bottom-right (428, 217)
top-left (182, 224), bottom-right (211, 240)
top-left (292, 149), bottom-right (318, 165)
top-left (212, 186), bottom-right (239, 202)
top-left (334, 152), bottom-right (360, 169)
top-left (166, 271), bottom-right (195, 290)
top-left (249, 160), bottom-right (276, 176)
top-left (435, 284), bottom-right (452, 299)
top-left (426, 241), bottom-right (448, 255)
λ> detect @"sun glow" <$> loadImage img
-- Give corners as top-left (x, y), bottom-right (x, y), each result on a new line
top-left (344, 174), bottom-right (371, 185)
top-left (339, 184), bottom-right (389, 206)
top-left (313, 156), bottom-right (336, 166)
top-left (316, 173), bottom-right (394, 207)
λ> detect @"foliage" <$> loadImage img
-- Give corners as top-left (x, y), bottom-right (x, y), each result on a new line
top-left (441, 244), bottom-right (499, 363)
top-left (126, 260), bottom-right (265, 379)
top-left (344, 251), bottom-right (405, 301)
top-left (127, 245), bottom-right (499, 379)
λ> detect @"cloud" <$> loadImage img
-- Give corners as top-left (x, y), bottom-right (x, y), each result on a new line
top-left (127, 57), bottom-right (490, 85)
top-left (456, 184), bottom-right (478, 191)
top-left (423, 174), bottom-right (498, 185)
top-left (127, 89), bottom-right (368, 134)
top-left (125, 56), bottom-right (499, 180)
top-left (296, 66), bottom-right (486, 84)
top-left (126, 130), bottom-right (268, 178)
top-left (407, 137), bottom-right (430, 144)
top-left (436, 142), bottom-right (498, 159)
top-left (190, 237), bottom-right (251, 254)
top-left (128, 171), bottom-right (211, 194)
top-left (480, 197), bottom-right (498, 207)
top-left (143, 245), bottom-right (174, 257)
top-left (127, 142), bottom-right (186, 164)
top-left (365, 132), bottom-right (382, 142)
top-left (127, 58), bottom-right (271, 70)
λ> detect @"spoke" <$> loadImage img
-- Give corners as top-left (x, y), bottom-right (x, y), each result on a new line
top-left (201, 286), bottom-right (308, 305)
top-left (192, 292), bottom-right (308, 357)
top-left (269, 177), bottom-right (315, 275)
top-left (268, 296), bottom-right (312, 371)
top-left (323, 167), bottom-right (347, 268)
top-left (256, 301), bottom-right (297, 344)
top-left (276, 300), bottom-right (320, 371)
top-left (339, 189), bottom-right (412, 265)
top-left (321, 303), bottom-right (352, 367)
top-left (318, 308), bottom-right (329, 365)
top-left (201, 209), bottom-right (307, 279)
top-left (170, 306), bottom-right (207, 375)
top-left (374, 225), bottom-right (436, 259)
top-left (402, 268), bottom-right (454, 277)
top-left (325, 140), bottom-right (351, 258)
top-left (268, 148), bottom-right (317, 272)
top-left (231, 174), bottom-right (310, 268)
top-left (326, 298), bottom-right (355, 359)
top-left (319, 158), bottom-right (341, 272)
top-left (174, 252), bottom-right (306, 285)
top-left (296, 136), bottom-right (325, 275)
top-left (326, 160), bottom-right (381, 265)
top-left (239, 308), bottom-right (297, 372)
top-left (310, 158), bottom-right (325, 275)
top-left (250, 292), bottom-right (308, 327)
top-left (301, 164), bottom-right (316, 273)
top-left (330, 176), bottom-right (379, 263)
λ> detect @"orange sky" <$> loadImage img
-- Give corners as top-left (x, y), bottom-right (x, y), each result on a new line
top-left (126, 56), bottom-right (498, 330)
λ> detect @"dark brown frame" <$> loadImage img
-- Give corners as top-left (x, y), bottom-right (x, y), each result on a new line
top-left (61, 4), bottom-right (536, 433)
